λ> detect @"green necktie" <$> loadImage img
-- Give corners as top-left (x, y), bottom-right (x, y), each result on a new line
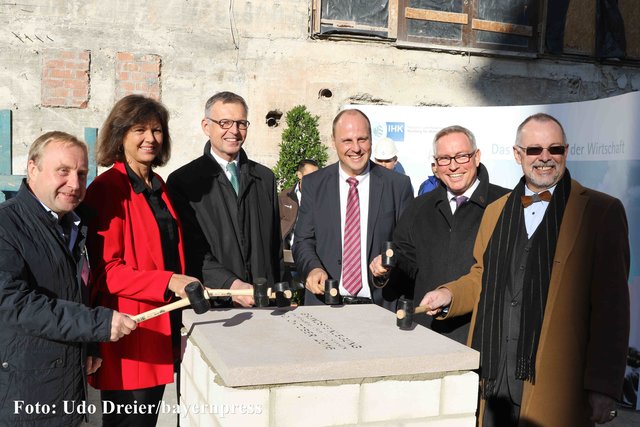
top-left (226, 162), bottom-right (239, 194)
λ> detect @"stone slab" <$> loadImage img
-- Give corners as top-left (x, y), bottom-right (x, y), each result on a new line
top-left (182, 304), bottom-right (478, 387)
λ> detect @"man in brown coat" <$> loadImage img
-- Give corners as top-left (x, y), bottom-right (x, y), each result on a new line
top-left (422, 113), bottom-right (630, 426)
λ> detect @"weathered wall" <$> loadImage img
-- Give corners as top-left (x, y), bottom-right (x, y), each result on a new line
top-left (1, 0), bottom-right (639, 178)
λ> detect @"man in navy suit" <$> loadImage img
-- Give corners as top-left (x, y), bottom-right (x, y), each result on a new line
top-left (293, 109), bottom-right (413, 308)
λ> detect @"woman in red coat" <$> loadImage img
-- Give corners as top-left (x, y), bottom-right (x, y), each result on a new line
top-left (84, 95), bottom-right (199, 427)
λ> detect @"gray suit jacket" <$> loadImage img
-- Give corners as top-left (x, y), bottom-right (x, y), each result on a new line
top-left (292, 161), bottom-right (413, 309)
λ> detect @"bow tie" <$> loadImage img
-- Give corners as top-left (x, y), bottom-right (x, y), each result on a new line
top-left (521, 190), bottom-right (552, 208)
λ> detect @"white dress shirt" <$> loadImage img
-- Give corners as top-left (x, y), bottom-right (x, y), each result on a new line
top-left (447, 178), bottom-right (481, 215)
top-left (523, 185), bottom-right (556, 238)
top-left (210, 149), bottom-right (239, 184)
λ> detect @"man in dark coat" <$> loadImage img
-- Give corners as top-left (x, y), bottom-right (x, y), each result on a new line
top-left (0, 131), bottom-right (136, 426)
top-left (293, 109), bottom-right (413, 309)
top-left (167, 92), bottom-right (281, 307)
top-left (370, 125), bottom-right (508, 343)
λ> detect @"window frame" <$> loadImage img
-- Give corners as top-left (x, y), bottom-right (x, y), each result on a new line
top-left (311, 0), bottom-right (399, 40)
top-left (311, 0), bottom-right (639, 65)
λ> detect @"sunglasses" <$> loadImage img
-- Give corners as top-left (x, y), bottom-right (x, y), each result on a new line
top-left (516, 145), bottom-right (566, 156)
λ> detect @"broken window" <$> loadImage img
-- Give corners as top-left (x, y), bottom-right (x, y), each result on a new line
top-left (313, 0), bottom-right (391, 38)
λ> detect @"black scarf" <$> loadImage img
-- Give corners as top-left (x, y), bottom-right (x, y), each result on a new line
top-left (472, 171), bottom-right (572, 397)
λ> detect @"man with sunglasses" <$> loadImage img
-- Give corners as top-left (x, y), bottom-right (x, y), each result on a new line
top-left (168, 92), bottom-right (281, 307)
top-left (370, 125), bottom-right (508, 343)
top-left (421, 113), bottom-right (629, 426)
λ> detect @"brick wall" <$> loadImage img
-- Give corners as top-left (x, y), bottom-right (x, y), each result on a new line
top-left (41, 49), bottom-right (90, 108)
top-left (115, 52), bottom-right (161, 100)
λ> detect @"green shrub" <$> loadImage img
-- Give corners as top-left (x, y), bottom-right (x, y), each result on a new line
top-left (274, 105), bottom-right (328, 191)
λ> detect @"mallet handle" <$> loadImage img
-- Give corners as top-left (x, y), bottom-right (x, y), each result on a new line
top-left (395, 304), bottom-right (430, 320)
top-left (207, 288), bottom-right (288, 299)
top-left (414, 305), bottom-right (429, 315)
top-left (132, 298), bottom-right (191, 322)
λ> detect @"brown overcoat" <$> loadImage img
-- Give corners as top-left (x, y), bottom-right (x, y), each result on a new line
top-left (443, 180), bottom-right (630, 427)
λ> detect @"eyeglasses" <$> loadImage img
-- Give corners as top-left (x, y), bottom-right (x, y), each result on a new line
top-left (434, 151), bottom-right (476, 166)
top-left (206, 118), bottom-right (250, 130)
top-left (516, 145), bottom-right (566, 156)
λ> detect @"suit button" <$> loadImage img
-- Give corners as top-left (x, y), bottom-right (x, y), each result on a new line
top-left (511, 300), bottom-right (519, 307)
top-left (1, 362), bottom-right (8, 369)
top-left (55, 358), bottom-right (63, 366)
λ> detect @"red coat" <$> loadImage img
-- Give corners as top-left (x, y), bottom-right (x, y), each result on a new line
top-left (84, 162), bottom-right (185, 390)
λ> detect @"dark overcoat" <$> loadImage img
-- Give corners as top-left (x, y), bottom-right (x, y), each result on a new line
top-left (167, 144), bottom-right (281, 289)
top-left (393, 163), bottom-right (508, 343)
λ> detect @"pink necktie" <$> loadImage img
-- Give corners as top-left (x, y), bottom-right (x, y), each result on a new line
top-left (342, 177), bottom-right (362, 295)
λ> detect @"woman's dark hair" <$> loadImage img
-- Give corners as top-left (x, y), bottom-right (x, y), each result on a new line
top-left (96, 94), bottom-right (171, 167)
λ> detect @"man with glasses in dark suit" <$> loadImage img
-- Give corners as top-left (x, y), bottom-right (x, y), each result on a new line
top-left (168, 92), bottom-right (281, 307)
top-left (370, 125), bottom-right (508, 343)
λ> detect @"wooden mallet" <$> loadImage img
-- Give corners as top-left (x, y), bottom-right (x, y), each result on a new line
top-left (381, 241), bottom-right (396, 269)
top-left (396, 297), bottom-right (448, 329)
top-left (324, 279), bottom-right (340, 305)
top-left (132, 281), bottom-right (210, 323)
top-left (132, 280), bottom-right (292, 323)
top-left (396, 297), bottom-right (429, 329)
top-left (273, 281), bottom-right (293, 307)
top-left (253, 278), bottom-right (270, 308)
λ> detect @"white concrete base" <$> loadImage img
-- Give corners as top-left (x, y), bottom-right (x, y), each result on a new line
top-left (179, 340), bottom-right (478, 426)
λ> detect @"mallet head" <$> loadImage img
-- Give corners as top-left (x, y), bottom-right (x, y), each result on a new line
top-left (185, 281), bottom-right (211, 314)
top-left (381, 241), bottom-right (396, 269)
top-left (396, 297), bottom-right (415, 329)
top-left (324, 279), bottom-right (340, 305)
top-left (273, 282), bottom-right (292, 308)
top-left (253, 278), bottom-right (269, 307)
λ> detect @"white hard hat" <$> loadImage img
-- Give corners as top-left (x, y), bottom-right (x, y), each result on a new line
top-left (373, 137), bottom-right (398, 160)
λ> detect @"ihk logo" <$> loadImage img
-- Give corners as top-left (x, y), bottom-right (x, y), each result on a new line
top-left (373, 124), bottom-right (385, 138)
top-left (386, 122), bottom-right (405, 141)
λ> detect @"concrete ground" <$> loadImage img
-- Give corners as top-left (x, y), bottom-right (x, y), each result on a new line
top-left (84, 377), bottom-right (179, 427)
top-left (611, 406), bottom-right (640, 427)
top-left (82, 382), bottom-right (639, 427)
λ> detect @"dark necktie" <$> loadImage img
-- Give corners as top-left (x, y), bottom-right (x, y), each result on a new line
top-left (342, 177), bottom-right (362, 295)
top-left (521, 190), bottom-right (552, 208)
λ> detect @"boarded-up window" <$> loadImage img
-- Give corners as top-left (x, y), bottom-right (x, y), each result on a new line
top-left (397, 0), bottom-right (539, 53)
top-left (312, 1), bottom-right (638, 64)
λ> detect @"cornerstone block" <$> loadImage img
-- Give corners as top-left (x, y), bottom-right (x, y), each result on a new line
top-left (182, 304), bottom-right (478, 387)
